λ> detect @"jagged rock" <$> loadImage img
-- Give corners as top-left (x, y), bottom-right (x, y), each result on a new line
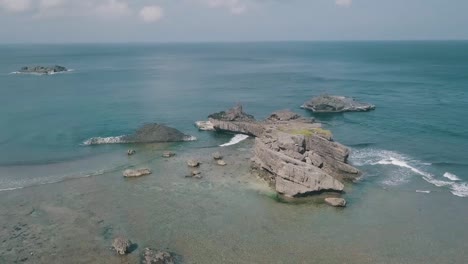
top-left (212, 152), bottom-right (223, 160)
top-left (195, 120), bottom-right (215, 131)
top-left (123, 168), bottom-right (152, 178)
top-left (18, 65), bottom-right (68, 75)
top-left (187, 159), bottom-right (200, 167)
top-left (208, 104), bottom-right (255, 122)
top-left (266, 110), bottom-right (313, 123)
top-left (123, 124), bottom-right (195, 143)
top-left (127, 149), bottom-right (136, 156)
top-left (324, 197), bottom-right (347, 207)
top-left (112, 237), bottom-right (131, 255)
top-left (217, 160), bottom-right (227, 166)
top-left (162, 151), bottom-right (175, 158)
top-left (142, 248), bottom-right (175, 264)
top-left (186, 170), bottom-right (202, 179)
top-left (301, 95), bottom-right (375, 113)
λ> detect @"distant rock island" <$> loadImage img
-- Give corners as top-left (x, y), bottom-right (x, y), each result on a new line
top-left (301, 95), bottom-right (375, 112)
top-left (18, 65), bottom-right (68, 75)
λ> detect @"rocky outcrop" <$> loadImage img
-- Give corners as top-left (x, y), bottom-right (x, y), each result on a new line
top-left (197, 106), bottom-right (360, 198)
top-left (217, 160), bottom-right (227, 166)
top-left (162, 151), bottom-right (175, 158)
top-left (123, 168), bottom-right (152, 178)
top-left (112, 237), bottom-right (131, 255)
top-left (212, 152), bottom-right (223, 160)
top-left (187, 159), bottom-right (200, 167)
top-left (324, 197), bottom-right (347, 207)
top-left (123, 124), bottom-right (196, 143)
top-left (301, 95), bottom-right (375, 112)
top-left (142, 248), bottom-right (175, 264)
top-left (18, 65), bottom-right (68, 75)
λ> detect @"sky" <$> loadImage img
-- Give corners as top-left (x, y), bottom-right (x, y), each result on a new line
top-left (1, 0), bottom-right (468, 43)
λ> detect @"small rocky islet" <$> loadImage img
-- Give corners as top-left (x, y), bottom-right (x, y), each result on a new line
top-left (17, 65), bottom-right (68, 75)
top-left (301, 94), bottom-right (375, 112)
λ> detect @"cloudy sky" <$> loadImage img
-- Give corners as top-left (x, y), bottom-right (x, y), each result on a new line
top-left (1, 0), bottom-right (467, 43)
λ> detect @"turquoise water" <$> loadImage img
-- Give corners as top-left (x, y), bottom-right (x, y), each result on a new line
top-left (0, 41), bottom-right (467, 194)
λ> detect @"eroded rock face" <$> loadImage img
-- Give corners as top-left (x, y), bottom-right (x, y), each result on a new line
top-left (212, 152), bottom-right (223, 160)
top-left (112, 237), bottom-right (131, 255)
top-left (197, 105), bottom-right (360, 198)
top-left (123, 124), bottom-right (195, 143)
top-left (187, 159), bottom-right (200, 167)
top-left (123, 168), bottom-right (152, 178)
top-left (208, 104), bottom-right (255, 122)
top-left (324, 197), bottom-right (347, 207)
top-left (142, 248), bottom-right (175, 264)
top-left (301, 95), bottom-right (375, 113)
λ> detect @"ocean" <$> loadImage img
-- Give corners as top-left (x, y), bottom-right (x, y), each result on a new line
top-left (0, 41), bottom-right (467, 263)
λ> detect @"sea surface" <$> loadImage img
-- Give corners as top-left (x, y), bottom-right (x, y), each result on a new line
top-left (0, 41), bottom-right (467, 263)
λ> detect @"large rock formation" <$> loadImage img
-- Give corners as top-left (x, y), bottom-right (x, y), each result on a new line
top-left (123, 124), bottom-right (195, 143)
top-left (18, 65), bottom-right (68, 75)
top-left (301, 95), bottom-right (375, 112)
top-left (196, 106), bottom-right (360, 197)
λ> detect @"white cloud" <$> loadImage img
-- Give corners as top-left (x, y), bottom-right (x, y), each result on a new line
top-left (139, 5), bottom-right (164, 23)
top-left (204, 0), bottom-right (247, 14)
top-left (335, 0), bottom-right (352, 7)
top-left (0, 0), bottom-right (31, 12)
top-left (94, 0), bottom-right (131, 18)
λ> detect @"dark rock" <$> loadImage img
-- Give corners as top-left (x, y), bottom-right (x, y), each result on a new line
top-left (112, 237), bottom-right (131, 255)
top-left (301, 95), bottom-right (375, 112)
top-left (18, 65), bottom-right (68, 75)
top-left (123, 124), bottom-right (195, 143)
top-left (127, 149), bottom-right (136, 156)
top-left (123, 168), bottom-right (152, 178)
top-left (162, 151), bottom-right (175, 158)
top-left (208, 104), bottom-right (255, 122)
top-left (324, 197), bottom-right (347, 207)
top-left (142, 248), bottom-right (175, 264)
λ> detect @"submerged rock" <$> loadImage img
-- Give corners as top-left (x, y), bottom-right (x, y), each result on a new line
top-left (162, 151), bottom-right (175, 158)
top-left (112, 237), bottom-right (131, 255)
top-left (187, 159), bottom-right (200, 168)
top-left (127, 149), bottom-right (136, 156)
top-left (142, 248), bottom-right (175, 264)
top-left (123, 124), bottom-right (195, 143)
top-left (123, 168), bottom-right (152, 178)
top-left (212, 152), bottom-right (223, 160)
top-left (301, 95), bottom-right (375, 113)
top-left (324, 197), bottom-right (347, 207)
top-left (217, 160), bottom-right (227, 166)
top-left (18, 65), bottom-right (68, 74)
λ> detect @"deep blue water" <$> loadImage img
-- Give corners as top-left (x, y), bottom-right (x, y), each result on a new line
top-left (0, 41), bottom-right (467, 195)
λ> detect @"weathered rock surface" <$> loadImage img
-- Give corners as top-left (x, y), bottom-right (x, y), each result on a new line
top-left (162, 151), bottom-right (175, 158)
top-left (18, 65), bottom-right (68, 75)
top-left (301, 95), bottom-right (375, 112)
top-left (195, 121), bottom-right (215, 131)
top-left (187, 159), bottom-right (200, 167)
top-left (324, 197), bottom-right (347, 207)
top-left (123, 124), bottom-right (195, 143)
top-left (112, 237), bottom-right (131, 255)
top-left (212, 152), bottom-right (223, 160)
top-left (197, 106), bottom-right (360, 198)
top-left (186, 170), bottom-right (202, 179)
top-left (142, 248), bottom-right (175, 264)
top-left (123, 168), bottom-right (152, 178)
top-left (217, 160), bottom-right (227, 166)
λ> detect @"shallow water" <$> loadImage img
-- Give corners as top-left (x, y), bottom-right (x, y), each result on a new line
top-left (1, 42), bottom-right (468, 263)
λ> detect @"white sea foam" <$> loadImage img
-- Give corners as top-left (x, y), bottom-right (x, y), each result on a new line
top-left (82, 136), bottom-right (126, 145)
top-left (220, 134), bottom-right (249, 147)
top-left (350, 148), bottom-right (468, 197)
top-left (443, 172), bottom-right (461, 181)
top-left (416, 190), bottom-right (431, 193)
top-left (9, 69), bottom-right (74, 75)
top-left (183, 135), bottom-right (198, 141)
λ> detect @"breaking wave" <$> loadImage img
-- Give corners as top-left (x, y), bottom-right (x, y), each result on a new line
top-left (82, 136), bottom-right (126, 145)
top-left (350, 148), bottom-right (467, 197)
top-left (9, 69), bottom-right (74, 75)
top-left (220, 134), bottom-right (249, 147)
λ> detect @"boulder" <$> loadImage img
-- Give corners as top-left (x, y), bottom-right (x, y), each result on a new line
top-left (127, 149), bottom-right (136, 156)
top-left (212, 152), bottom-right (223, 160)
top-left (324, 197), bottom-right (347, 207)
top-left (123, 124), bottom-right (195, 143)
top-left (186, 170), bottom-right (202, 179)
top-left (187, 159), bottom-right (200, 167)
top-left (142, 248), bottom-right (175, 264)
top-left (123, 168), bottom-right (152, 178)
top-left (208, 104), bottom-right (255, 122)
top-left (162, 151), bottom-right (175, 158)
top-left (112, 237), bottom-right (131, 255)
top-left (217, 160), bottom-right (227, 166)
top-left (301, 95), bottom-right (375, 112)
